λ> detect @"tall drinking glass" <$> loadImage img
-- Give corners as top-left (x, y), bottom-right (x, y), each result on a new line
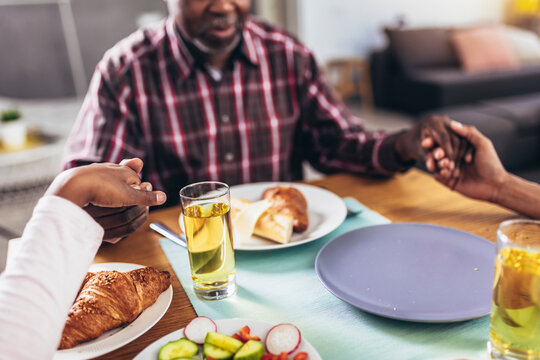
top-left (488, 219), bottom-right (540, 359)
top-left (179, 181), bottom-right (236, 300)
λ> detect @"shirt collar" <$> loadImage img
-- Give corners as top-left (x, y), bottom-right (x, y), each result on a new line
top-left (165, 17), bottom-right (259, 79)
top-left (239, 20), bottom-right (260, 66)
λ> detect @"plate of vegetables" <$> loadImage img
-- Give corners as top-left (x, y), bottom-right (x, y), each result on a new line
top-left (134, 317), bottom-right (321, 360)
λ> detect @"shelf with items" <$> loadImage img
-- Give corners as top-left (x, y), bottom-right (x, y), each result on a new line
top-left (506, 0), bottom-right (540, 35)
top-left (325, 57), bottom-right (374, 109)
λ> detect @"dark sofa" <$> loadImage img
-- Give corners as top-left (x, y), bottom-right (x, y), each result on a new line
top-left (370, 28), bottom-right (540, 114)
top-left (370, 27), bottom-right (540, 182)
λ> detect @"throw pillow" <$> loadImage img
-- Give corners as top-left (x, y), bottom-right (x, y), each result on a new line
top-left (504, 26), bottom-right (540, 65)
top-left (385, 27), bottom-right (459, 70)
top-left (451, 25), bottom-right (519, 73)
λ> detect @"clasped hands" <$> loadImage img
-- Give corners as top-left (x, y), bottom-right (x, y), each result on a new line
top-left (46, 158), bottom-right (167, 241)
top-left (410, 115), bottom-right (506, 203)
top-left (415, 114), bottom-right (472, 189)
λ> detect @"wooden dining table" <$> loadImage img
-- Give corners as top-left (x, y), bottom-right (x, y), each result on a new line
top-left (93, 168), bottom-right (518, 359)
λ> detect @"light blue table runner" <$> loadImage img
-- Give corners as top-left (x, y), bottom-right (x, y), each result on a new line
top-left (159, 200), bottom-right (490, 360)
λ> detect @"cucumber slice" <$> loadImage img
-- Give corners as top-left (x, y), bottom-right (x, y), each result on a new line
top-left (233, 340), bottom-right (265, 360)
top-left (158, 338), bottom-right (199, 360)
top-left (204, 342), bottom-right (234, 360)
top-left (205, 332), bottom-right (244, 353)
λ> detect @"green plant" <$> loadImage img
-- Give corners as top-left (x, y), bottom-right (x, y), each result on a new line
top-left (1, 108), bottom-right (22, 122)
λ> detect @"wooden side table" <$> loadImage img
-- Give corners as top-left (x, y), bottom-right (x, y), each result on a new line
top-left (325, 57), bottom-right (374, 108)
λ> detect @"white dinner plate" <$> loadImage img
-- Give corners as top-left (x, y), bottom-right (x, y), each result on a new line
top-left (134, 318), bottom-right (322, 360)
top-left (54, 262), bottom-right (173, 360)
top-left (180, 182), bottom-right (346, 251)
top-left (230, 182), bottom-right (346, 250)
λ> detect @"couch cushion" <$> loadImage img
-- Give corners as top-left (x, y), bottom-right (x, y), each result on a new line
top-left (504, 26), bottom-right (540, 65)
top-left (406, 65), bottom-right (540, 85)
top-left (481, 93), bottom-right (540, 133)
top-left (451, 25), bottom-right (519, 73)
top-left (403, 65), bottom-right (540, 108)
top-left (385, 27), bottom-right (459, 69)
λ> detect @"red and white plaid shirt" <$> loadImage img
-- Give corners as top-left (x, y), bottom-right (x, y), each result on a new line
top-left (63, 17), bottom-right (410, 205)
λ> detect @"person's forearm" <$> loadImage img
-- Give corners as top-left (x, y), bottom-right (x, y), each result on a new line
top-left (496, 173), bottom-right (540, 219)
top-left (0, 196), bottom-right (103, 360)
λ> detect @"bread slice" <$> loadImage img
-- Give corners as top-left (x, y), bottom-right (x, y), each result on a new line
top-left (261, 186), bottom-right (308, 233)
top-left (231, 198), bottom-right (294, 244)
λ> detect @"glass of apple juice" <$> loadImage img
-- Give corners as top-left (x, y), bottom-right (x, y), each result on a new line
top-left (488, 219), bottom-right (540, 359)
top-left (179, 181), bottom-right (236, 300)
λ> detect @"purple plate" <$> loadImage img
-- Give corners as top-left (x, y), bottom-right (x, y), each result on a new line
top-left (315, 223), bottom-right (496, 322)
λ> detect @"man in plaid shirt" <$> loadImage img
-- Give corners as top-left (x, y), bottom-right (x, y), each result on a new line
top-left (63, 0), bottom-right (462, 238)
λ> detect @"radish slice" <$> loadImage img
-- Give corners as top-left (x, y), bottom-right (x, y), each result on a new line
top-left (264, 323), bottom-right (301, 355)
top-left (184, 316), bottom-right (217, 344)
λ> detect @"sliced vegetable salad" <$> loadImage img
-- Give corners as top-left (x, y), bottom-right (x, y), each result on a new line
top-left (157, 316), bottom-right (309, 360)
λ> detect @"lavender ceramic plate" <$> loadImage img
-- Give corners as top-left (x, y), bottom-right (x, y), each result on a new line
top-left (315, 223), bottom-right (496, 322)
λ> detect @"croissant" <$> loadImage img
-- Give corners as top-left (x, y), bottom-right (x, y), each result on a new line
top-left (58, 267), bottom-right (171, 349)
top-left (261, 186), bottom-right (309, 232)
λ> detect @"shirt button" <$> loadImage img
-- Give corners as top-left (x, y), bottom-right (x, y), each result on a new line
top-left (225, 152), bottom-right (235, 162)
top-left (222, 114), bottom-right (230, 123)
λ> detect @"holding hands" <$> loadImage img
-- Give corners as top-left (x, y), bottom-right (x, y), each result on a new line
top-left (430, 121), bottom-right (507, 202)
top-left (422, 119), bottom-right (540, 219)
top-left (419, 116), bottom-right (506, 202)
top-left (396, 114), bottom-right (467, 177)
top-left (46, 158), bottom-right (166, 238)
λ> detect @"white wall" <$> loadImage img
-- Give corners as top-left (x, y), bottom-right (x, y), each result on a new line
top-left (297, 0), bottom-right (506, 63)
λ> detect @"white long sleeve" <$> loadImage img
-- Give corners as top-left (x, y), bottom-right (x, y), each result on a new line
top-left (0, 196), bottom-right (104, 360)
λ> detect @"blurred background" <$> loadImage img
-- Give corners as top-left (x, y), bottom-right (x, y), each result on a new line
top-left (0, 0), bottom-right (507, 99)
top-left (2, 0), bottom-right (540, 261)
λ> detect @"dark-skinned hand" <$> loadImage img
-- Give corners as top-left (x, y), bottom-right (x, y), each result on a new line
top-left (405, 115), bottom-right (470, 182)
top-left (46, 158), bottom-right (166, 240)
top-left (432, 121), bottom-right (507, 202)
top-left (395, 115), bottom-right (462, 172)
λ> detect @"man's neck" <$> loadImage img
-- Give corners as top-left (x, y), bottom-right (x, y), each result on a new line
top-left (207, 52), bottom-right (230, 71)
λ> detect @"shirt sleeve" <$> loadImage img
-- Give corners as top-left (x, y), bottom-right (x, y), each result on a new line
top-left (0, 196), bottom-right (103, 360)
top-left (296, 52), bottom-right (414, 176)
top-left (62, 64), bottom-right (146, 170)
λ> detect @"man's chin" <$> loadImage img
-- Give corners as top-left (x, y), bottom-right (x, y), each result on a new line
top-left (194, 33), bottom-right (241, 55)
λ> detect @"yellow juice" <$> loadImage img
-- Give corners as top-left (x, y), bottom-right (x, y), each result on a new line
top-left (183, 202), bottom-right (236, 289)
top-left (489, 247), bottom-right (540, 357)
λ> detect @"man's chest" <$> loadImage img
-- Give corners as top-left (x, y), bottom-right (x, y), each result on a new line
top-left (136, 66), bottom-right (301, 156)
